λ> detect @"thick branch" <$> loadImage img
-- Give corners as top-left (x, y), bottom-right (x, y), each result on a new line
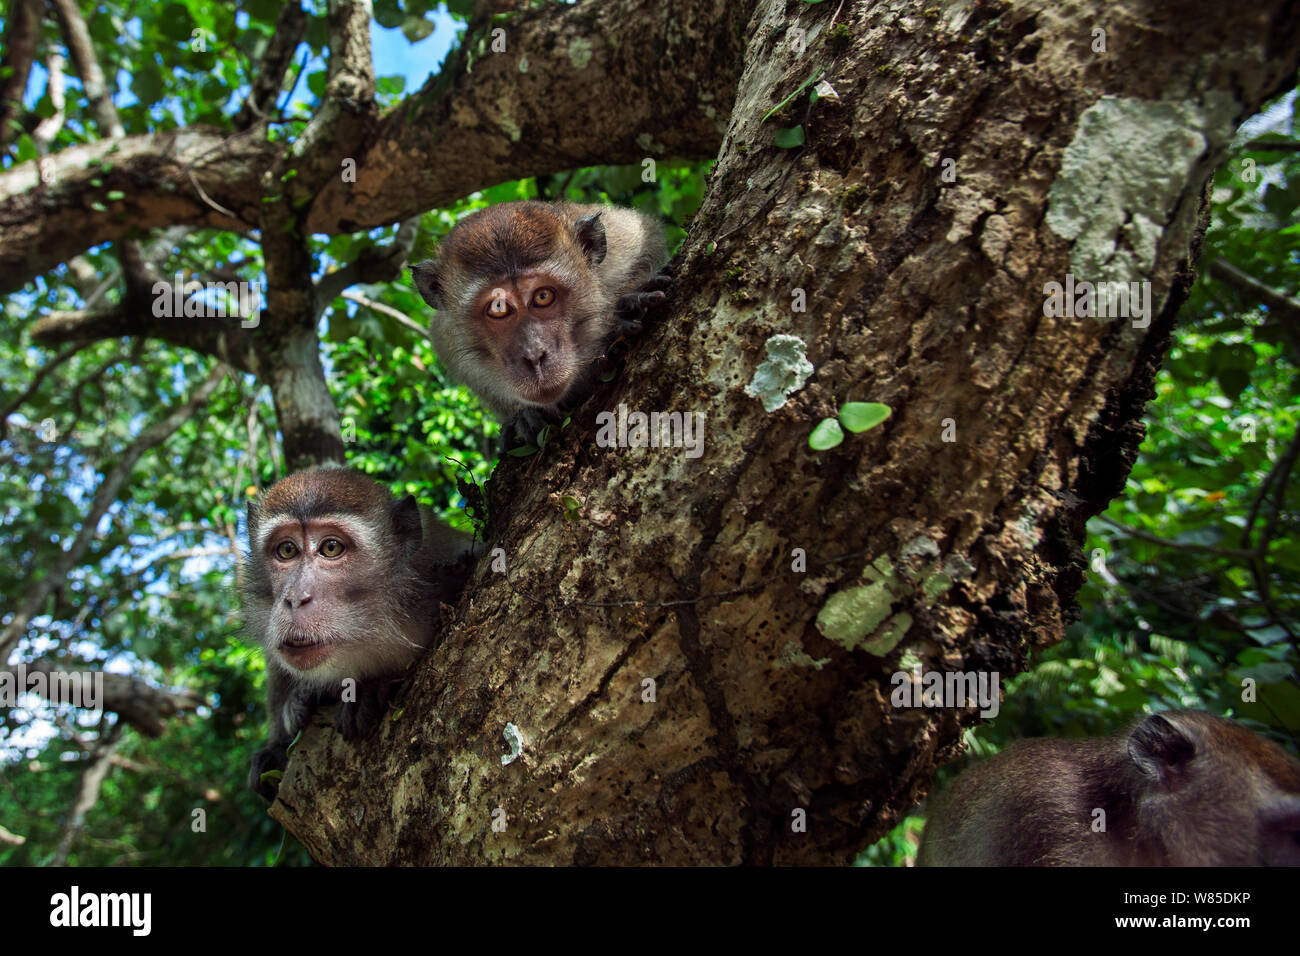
top-left (306, 0), bottom-right (742, 233)
top-left (285, 0), bottom-right (377, 201)
top-left (13, 663), bottom-right (205, 738)
top-left (0, 128), bottom-right (273, 296)
top-left (29, 302), bottom-right (261, 375)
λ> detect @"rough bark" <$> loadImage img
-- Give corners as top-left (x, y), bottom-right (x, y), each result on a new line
top-left (270, 0), bottom-right (1300, 864)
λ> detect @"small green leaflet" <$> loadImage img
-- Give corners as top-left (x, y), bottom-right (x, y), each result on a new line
top-left (774, 125), bottom-right (805, 148)
top-left (839, 402), bottom-right (891, 432)
top-left (809, 418), bottom-right (844, 450)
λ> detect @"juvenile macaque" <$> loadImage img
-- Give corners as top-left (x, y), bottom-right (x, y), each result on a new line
top-left (244, 468), bottom-right (478, 800)
top-left (917, 710), bottom-right (1300, 866)
top-left (410, 201), bottom-right (669, 446)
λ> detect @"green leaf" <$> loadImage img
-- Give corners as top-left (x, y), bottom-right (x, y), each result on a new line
top-left (131, 64), bottom-right (165, 105)
top-left (809, 418), bottom-right (844, 450)
top-left (507, 444), bottom-right (538, 457)
top-left (374, 0), bottom-right (404, 29)
top-left (158, 3), bottom-right (194, 43)
top-left (106, 190), bottom-right (126, 201)
top-left (402, 17), bottom-right (436, 42)
top-left (774, 125), bottom-right (805, 148)
top-left (839, 402), bottom-right (891, 433)
top-left (1217, 367), bottom-right (1251, 400)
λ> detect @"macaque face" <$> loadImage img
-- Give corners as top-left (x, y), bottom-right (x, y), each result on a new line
top-left (468, 271), bottom-right (584, 407)
top-left (259, 516), bottom-right (382, 678)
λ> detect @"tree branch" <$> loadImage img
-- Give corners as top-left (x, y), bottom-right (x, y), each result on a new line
top-left (50, 0), bottom-right (124, 138)
top-left (0, 0), bottom-right (742, 292)
top-left (1243, 139), bottom-right (1300, 152)
top-left (1097, 514), bottom-right (1258, 559)
top-left (0, 0), bottom-right (43, 151)
top-left (28, 302), bottom-right (262, 375)
top-left (233, 1), bottom-right (309, 130)
top-left (0, 127), bottom-right (272, 296)
top-left (0, 343), bottom-right (83, 441)
top-left (31, 52), bottom-right (67, 153)
top-left (51, 723), bottom-right (121, 865)
top-left (313, 218), bottom-right (418, 319)
top-left (342, 289), bottom-right (434, 343)
top-left (1207, 257), bottom-right (1300, 325)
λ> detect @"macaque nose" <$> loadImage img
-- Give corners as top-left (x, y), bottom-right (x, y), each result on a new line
top-left (522, 349), bottom-right (549, 377)
top-left (285, 591), bottom-right (311, 610)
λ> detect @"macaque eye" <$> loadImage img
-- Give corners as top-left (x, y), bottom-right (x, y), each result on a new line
top-left (273, 540), bottom-right (298, 561)
top-left (319, 538), bottom-right (345, 558)
top-left (532, 287), bottom-right (556, 307)
top-left (486, 295), bottom-right (512, 319)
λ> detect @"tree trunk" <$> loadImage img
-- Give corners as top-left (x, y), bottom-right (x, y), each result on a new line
top-left (271, 0), bottom-right (1300, 864)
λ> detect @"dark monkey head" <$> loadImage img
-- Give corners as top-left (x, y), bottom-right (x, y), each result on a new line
top-left (243, 468), bottom-right (439, 691)
top-left (410, 202), bottom-right (613, 417)
top-left (1128, 711), bottom-right (1300, 866)
top-left (918, 709), bottom-right (1300, 866)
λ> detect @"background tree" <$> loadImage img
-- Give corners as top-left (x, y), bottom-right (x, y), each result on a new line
top-left (0, 0), bottom-right (1296, 865)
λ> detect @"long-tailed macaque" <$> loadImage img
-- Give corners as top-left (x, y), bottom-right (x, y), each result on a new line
top-left (917, 710), bottom-right (1300, 866)
top-left (243, 467), bottom-right (478, 800)
top-left (410, 201), bottom-right (669, 446)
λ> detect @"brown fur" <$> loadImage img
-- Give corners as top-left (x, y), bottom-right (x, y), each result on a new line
top-left (244, 467), bottom-right (479, 800)
top-left (410, 201), bottom-right (667, 430)
top-left (917, 711), bottom-right (1300, 866)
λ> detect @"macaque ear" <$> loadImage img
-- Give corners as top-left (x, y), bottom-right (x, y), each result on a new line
top-left (573, 212), bottom-right (607, 266)
top-left (410, 260), bottom-right (442, 309)
top-left (389, 494), bottom-right (423, 543)
top-left (1128, 713), bottom-right (1196, 783)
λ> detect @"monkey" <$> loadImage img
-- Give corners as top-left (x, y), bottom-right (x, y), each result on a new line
top-left (917, 710), bottom-right (1300, 866)
top-left (243, 467), bottom-right (479, 801)
top-left (409, 201), bottom-right (670, 448)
